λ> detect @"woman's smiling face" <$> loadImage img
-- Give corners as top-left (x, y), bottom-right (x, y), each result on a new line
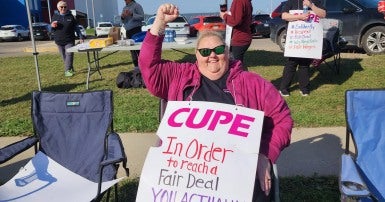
top-left (196, 34), bottom-right (229, 80)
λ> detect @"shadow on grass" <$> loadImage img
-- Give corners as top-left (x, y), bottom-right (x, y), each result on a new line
top-left (258, 54), bottom-right (365, 92)
top-left (0, 83), bottom-right (82, 107)
top-left (278, 133), bottom-right (344, 177)
top-left (245, 50), bottom-right (286, 67)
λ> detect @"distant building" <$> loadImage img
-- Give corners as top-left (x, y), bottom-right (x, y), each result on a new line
top-left (0, 0), bottom-right (41, 27)
top-left (0, 0), bottom-right (120, 28)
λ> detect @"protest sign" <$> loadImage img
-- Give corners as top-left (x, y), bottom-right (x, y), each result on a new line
top-left (136, 101), bottom-right (264, 202)
top-left (284, 10), bottom-right (324, 59)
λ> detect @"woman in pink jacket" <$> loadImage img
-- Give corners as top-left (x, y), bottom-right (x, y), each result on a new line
top-left (139, 4), bottom-right (293, 201)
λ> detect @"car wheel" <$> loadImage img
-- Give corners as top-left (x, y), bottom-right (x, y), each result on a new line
top-left (361, 26), bottom-right (385, 55)
top-left (278, 29), bottom-right (287, 51)
top-left (17, 34), bottom-right (23, 41)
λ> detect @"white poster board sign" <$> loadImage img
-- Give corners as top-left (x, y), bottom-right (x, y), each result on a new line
top-left (136, 101), bottom-right (264, 201)
top-left (225, 11), bottom-right (233, 48)
top-left (284, 10), bottom-right (324, 59)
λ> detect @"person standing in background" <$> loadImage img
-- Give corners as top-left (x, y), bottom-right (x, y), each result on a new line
top-left (220, 0), bottom-right (252, 71)
top-left (51, 1), bottom-right (84, 77)
top-left (279, 0), bottom-right (326, 97)
top-left (121, 0), bottom-right (144, 70)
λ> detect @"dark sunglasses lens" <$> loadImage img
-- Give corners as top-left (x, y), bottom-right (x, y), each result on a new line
top-left (60, 6), bottom-right (66, 8)
top-left (199, 48), bottom-right (211, 57)
top-left (214, 45), bottom-right (225, 55)
top-left (198, 45), bottom-right (225, 57)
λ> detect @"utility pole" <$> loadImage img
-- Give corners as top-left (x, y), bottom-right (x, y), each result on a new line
top-left (86, 0), bottom-right (90, 28)
top-left (47, 0), bottom-right (52, 22)
top-left (92, 0), bottom-right (96, 29)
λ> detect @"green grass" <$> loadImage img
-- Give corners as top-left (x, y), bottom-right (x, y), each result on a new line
top-left (1, 49), bottom-right (384, 201)
top-left (86, 28), bottom-right (95, 36)
top-left (1, 49), bottom-right (384, 136)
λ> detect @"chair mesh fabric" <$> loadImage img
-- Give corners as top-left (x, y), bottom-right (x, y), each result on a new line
top-left (345, 89), bottom-right (385, 201)
top-left (32, 91), bottom-right (116, 183)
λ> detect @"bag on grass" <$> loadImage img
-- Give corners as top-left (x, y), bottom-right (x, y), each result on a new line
top-left (116, 70), bottom-right (145, 88)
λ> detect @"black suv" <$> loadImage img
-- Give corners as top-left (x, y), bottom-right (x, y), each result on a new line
top-left (269, 0), bottom-right (385, 55)
top-left (32, 23), bottom-right (52, 41)
top-left (251, 14), bottom-right (271, 38)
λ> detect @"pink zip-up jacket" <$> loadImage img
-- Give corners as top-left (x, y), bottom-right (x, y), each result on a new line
top-left (139, 33), bottom-right (293, 163)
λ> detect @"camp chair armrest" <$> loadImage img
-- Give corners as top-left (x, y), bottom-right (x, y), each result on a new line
top-left (340, 154), bottom-right (370, 197)
top-left (0, 136), bottom-right (38, 164)
top-left (102, 132), bottom-right (129, 172)
top-left (100, 157), bottom-right (126, 166)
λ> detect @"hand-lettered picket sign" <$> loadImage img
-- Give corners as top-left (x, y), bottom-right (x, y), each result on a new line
top-left (136, 101), bottom-right (264, 202)
top-left (284, 10), bottom-right (324, 59)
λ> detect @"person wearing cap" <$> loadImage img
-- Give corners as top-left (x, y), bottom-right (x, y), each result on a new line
top-left (51, 1), bottom-right (84, 77)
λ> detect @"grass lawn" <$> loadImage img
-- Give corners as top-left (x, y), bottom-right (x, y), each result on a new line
top-left (1, 47), bottom-right (384, 201)
top-left (1, 49), bottom-right (384, 136)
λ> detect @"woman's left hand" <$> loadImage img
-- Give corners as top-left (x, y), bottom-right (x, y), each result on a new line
top-left (257, 154), bottom-right (272, 196)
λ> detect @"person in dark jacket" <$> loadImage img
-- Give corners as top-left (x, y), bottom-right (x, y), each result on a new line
top-left (121, 0), bottom-right (144, 70)
top-left (51, 1), bottom-right (83, 77)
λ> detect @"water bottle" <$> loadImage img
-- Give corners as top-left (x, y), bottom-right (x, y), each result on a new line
top-left (171, 30), bottom-right (176, 42)
top-left (303, 5), bottom-right (309, 13)
top-left (164, 30), bottom-right (174, 42)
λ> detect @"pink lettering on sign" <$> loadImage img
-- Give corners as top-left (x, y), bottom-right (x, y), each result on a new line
top-left (167, 107), bottom-right (256, 137)
top-left (307, 13), bottom-right (320, 23)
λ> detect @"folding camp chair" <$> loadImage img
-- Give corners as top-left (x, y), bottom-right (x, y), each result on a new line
top-left (340, 89), bottom-right (385, 202)
top-left (0, 90), bottom-right (129, 202)
top-left (159, 98), bottom-right (280, 202)
top-left (312, 18), bottom-right (347, 74)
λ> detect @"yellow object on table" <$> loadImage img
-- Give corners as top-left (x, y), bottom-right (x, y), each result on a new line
top-left (89, 37), bottom-right (113, 48)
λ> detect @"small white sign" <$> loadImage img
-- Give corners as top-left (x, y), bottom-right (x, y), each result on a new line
top-left (284, 10), bottom-right (324, 59)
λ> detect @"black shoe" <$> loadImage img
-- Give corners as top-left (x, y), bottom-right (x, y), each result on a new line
top-left (300, 91), bottom-right (309, 96)
top-left (279, 90), bottom-right (290, 97)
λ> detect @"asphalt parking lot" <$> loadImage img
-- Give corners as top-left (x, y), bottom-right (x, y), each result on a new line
top-left (0, 36), bottom-right (367, 58)
top-left (0, 37), bottom-right (282, 58)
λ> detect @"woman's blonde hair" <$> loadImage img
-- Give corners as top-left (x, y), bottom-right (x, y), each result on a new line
top-left (196, 30), bottom-right (226, 49)
top-left (57, 1), bottom-right (67, 7)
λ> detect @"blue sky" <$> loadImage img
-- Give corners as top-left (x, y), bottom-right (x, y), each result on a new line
top-left (118, 0), bottom-right (284, 15)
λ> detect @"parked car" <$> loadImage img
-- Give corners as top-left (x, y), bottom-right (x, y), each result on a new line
top-left (269, 0), bottom-right (385, 55)
top-left (271, 1), bottom-right (286, 18)
top-left (95, 22), bottom-right (113, 37)
top-left (75, 25), bottom-right (86, 39)
top-left (188, 15), bottom-right (226, 37)
top-left (141, 15), bottom-right (190, 37)
top-left (250, 14), bottom-right (271, 38)
top-left (141, 16), bottom-right (156, 32)
top-left (0, 25), bottom-right (30, 41)
top-left (32, 22), bottom-right (52, 40)
top-left (167, 16), bottom-right (190, 37)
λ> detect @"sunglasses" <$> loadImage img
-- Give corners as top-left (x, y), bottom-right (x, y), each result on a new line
top-left (60, 6), bottom-right (67, 8)
top-left (197, 45), bottom-right (225, 57)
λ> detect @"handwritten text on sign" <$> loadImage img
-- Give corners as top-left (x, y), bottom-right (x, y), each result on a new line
top-left (284, 10), bottom-right (323, 59)
top-left (136, 101), bottom-right (264, 202)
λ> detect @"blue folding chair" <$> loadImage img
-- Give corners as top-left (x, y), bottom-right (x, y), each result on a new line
top-left (340, 89), bottom-right (385, 201)
top-left (0, 90), bottom-right (129, 201)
